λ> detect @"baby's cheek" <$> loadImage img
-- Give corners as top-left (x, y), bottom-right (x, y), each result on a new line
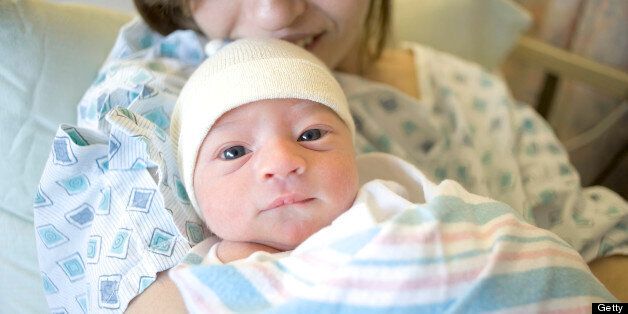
top-left (203, 205), bottom-right (244, 240)
top-left (323, 153), bottom-right (359, 206)
top-left (199, 189), bottom-right (245, 239)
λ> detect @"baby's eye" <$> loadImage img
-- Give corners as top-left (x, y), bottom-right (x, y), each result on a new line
top-left (221, 145), bottom-right (249, 160)
top-left (297, 128), bottom-right (327, 142)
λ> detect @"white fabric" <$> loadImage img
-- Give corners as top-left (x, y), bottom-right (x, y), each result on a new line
top-left (171, 38), bottom-right (355, 215)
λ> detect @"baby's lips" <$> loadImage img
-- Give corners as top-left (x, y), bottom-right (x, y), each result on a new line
top-left (262, 193), bottom-right (314, 211)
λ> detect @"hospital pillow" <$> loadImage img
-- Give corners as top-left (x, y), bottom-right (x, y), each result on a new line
top-left (392, 0), bottom-right (531, 69)
top-left (0, 0), bottom-right (130, 311)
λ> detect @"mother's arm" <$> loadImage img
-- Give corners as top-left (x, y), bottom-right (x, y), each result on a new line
top-left (589, 255), bottom-right (628, 301)
top-left (125, 271), bottom-right (186, 314)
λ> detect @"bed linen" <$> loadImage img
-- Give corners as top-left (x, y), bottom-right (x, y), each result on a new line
top-left (34, 19), bottom-right (627, 312)
top-left (0, 1), bottom-right (130, 312)
top-left (170, 153), bottom-right (616, 313)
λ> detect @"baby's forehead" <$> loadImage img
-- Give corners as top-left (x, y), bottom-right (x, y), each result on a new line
top-left (211, 99), bottom-right (341, 129)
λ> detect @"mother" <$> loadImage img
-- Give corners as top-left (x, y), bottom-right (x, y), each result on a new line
top-left (69, 0), bottom-right (626, 311)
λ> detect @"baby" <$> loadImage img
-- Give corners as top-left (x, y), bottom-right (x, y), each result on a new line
top-left (171, 38), bottom-right (360, 263)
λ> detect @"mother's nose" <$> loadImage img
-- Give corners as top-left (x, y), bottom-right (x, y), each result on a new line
top-left (255, 139), bottom-right (306, 181)
top-left (248, 0), bottom-right (307, 31)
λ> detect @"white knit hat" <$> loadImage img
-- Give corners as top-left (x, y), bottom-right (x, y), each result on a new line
top-left (170, 38), bottom-right (354, 216)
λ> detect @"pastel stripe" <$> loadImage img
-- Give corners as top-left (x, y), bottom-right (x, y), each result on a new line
top-left (327, 248), bottom-right (583, 291)
top-left (189, 265), bottom-right (270, 312)
top-left (455, 266), bottom-right (616, 311)
top-left (269, 297), bottom-right (454, 314)
top-left (394, 196), bottom-right (524, 225)
top-left (330, 228), bottom-right (380, 254)
top-left (374, 223), bottom-right (568, 248)
top-left (352, 235), bottom-right (579, 267)
top-left (262, 267), bottom-right (613, 313)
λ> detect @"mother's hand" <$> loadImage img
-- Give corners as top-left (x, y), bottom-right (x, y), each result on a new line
top-left (125, 271), bottom-right (186, 314)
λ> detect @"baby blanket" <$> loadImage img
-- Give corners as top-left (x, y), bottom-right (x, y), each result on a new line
top-left (170, 154), bottom-right (616, 313)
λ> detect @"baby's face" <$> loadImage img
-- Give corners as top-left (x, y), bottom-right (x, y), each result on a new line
top-left (193, 99), bottom-right (359, 251)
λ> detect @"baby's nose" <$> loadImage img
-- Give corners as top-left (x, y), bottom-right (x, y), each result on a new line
top-left (256, 140), bottom-right (306, 181)
top-left (250, 0), bottom-right (307, 31)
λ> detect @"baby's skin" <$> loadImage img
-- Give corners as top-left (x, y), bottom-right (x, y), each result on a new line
top-left (193, 98), bottom-right (359, 262)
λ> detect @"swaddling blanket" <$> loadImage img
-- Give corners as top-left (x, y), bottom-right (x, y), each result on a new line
top-left (170, 154), bottom-right (616, 313)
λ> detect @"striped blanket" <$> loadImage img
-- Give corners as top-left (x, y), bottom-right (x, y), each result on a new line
top-left (170, 155), bottom-right (616, 313)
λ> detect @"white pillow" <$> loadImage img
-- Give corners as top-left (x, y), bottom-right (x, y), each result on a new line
top-left (392, 0), bottom-right (531, 69)
top-left (0, 0), bottom-right (130, 311)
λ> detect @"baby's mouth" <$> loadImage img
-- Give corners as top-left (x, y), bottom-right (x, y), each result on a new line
top-left (262, 194), bottom-right (315, 212)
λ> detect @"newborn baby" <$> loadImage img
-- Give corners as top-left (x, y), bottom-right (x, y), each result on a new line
top-left (171, 38), bottom-right (359, 263)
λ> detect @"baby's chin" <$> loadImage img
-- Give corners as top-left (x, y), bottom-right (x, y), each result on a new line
top-left (264, 213), bottom-right (348, 251)
top-left (264, 225), bottom-right (320, 251)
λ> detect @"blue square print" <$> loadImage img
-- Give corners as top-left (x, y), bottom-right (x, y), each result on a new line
top-left (37, 224), bottom-right (69, 249)
top-left (98, 274), bottom-right (121, 309)
top-left (65, 204), bottom-right (94, 229)
top-left (41, 272), bottom-right (59, 295)
top-left (56, 253), bottom-right (85, 282)
top-left (108, 229), bottom-right (132, 259)
top-left (52, 137), bottom-right (77, 166)
top-left (126, 188), bottom-right (156, 213)
top-left (75, 293), bottom-right (88, 313)
top-left (96, 187), bottom-right (111, 215)
top-left (148, 228), bottom-right (175, 256)
top-left (186, 221), bottom-right (204, 245)
top-left (86, 235), bottom-right (102, 264)
top-left (56, 174), bottom-right (90, 195)
top-left (34, 186), bottom-right (54, 208)
top-left (51, 307), bottom-right (69, 314)
top-left (138, 276), bottom-right (155, 294)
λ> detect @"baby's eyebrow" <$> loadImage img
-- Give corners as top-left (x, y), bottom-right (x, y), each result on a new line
top-left (289, 101), bottom-right (338, 120)
top-left (289, 100), bottom-right (321, 114)
top-left (209, 119), bottom-right (241, 133)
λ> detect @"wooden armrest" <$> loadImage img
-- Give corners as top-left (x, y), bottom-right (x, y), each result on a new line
top-left (510, 36), bottom-right (628, 99)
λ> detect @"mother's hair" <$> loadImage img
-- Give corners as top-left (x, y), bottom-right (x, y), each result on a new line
top-left (133, 0), bottom-right (391, 72)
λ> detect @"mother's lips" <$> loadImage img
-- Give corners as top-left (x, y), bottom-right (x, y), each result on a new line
top-left (262, 194), bottom-right (314, 211)
top-left (280, 32), bottom-right (324, 50)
